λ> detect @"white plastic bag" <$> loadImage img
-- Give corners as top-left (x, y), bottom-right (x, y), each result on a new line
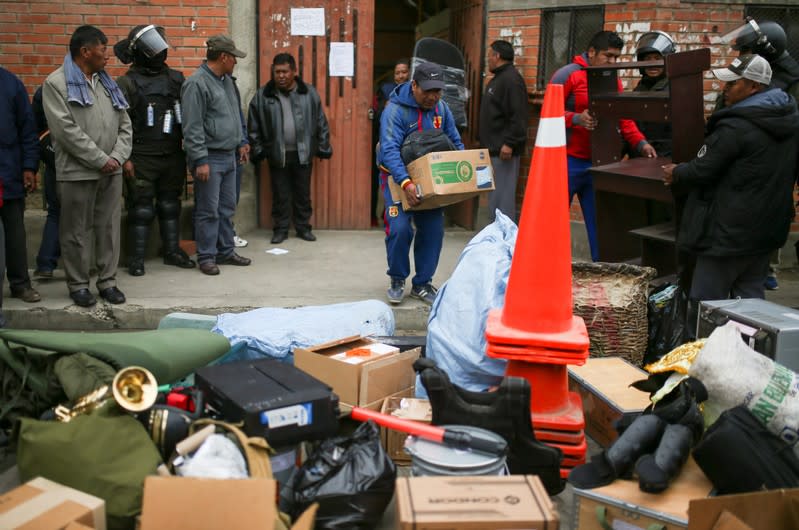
top-left (176, 433), bottom-right (249, 479)
top-left (689, 322), bottom-right (799, 455)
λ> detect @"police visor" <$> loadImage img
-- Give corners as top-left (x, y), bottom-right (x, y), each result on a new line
top-left (132, 25), bottom-right (168, 58)
top-left (721, 19), bottom-right (761, 50)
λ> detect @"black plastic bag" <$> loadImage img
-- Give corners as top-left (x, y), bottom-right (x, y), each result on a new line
top-left (693, 406), bottom-right (799, 494)
top-left (279, 420), bottom-right (395, 529)
top-left (400, 129), bottom-right (456, 166)
top-left (644, 283), bottom-right (690, 365)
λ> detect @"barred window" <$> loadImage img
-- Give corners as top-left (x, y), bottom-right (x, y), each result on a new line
top-left (537, 6), bottom-right (605, 91)
top-left (745, 5), bottom-right (799, 60)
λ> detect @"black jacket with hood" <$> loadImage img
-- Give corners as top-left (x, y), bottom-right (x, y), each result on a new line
top-left (673, 88), bottom-right (799, 257)
top-left (247, 77), bottom-right (332, 168)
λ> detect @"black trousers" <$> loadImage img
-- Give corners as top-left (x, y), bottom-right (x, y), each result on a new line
top-left (1, 198), bottom-right (32, 293)
top-left (270, 151), bottom-right (313, 234)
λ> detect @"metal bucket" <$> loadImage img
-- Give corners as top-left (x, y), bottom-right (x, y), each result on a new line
top-left (404, 425), bottom-right (507, 476)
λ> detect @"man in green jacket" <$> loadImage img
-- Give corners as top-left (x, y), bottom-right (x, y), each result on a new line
top-left (181, 35), bottom-right (251, 275)
top-left (43, 25), bottom-right (132, 307)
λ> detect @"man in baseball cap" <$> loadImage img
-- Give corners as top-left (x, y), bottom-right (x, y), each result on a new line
top-left (206, 34), bottom-right (247, 58)
top-left (712, 54), bottom-right (772, 106)
top-left (662, 51), bottom-right (799, 305)
top-left (412, 61), bottom-right (446, 91)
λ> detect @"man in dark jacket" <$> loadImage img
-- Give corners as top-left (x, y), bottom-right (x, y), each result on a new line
top-left (0, 67), bottom-right (41, 304)
top-left (663, 54), bottom-right (799, 301)
top-left (478, 40), bottom-right (528, 223)
top-left (377, 62), bottom-right (465, 305)
top-left (247, 53), bottom-right (332, 244)
top-left (115, 25), bottom-right (196, 276)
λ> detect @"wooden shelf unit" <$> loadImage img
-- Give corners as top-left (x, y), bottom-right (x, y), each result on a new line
top-left (585, 48), bottom-right (710, 273)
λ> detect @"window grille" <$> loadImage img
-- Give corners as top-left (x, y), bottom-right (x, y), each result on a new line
top-left (537, 5), bottom-right (605, 91)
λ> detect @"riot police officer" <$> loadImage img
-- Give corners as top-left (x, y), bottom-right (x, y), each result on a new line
top-left (115, 25), bottom-right (195, 276)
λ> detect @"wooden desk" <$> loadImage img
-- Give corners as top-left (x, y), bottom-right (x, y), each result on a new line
top-left (590, 157), bottom-right (677, 269)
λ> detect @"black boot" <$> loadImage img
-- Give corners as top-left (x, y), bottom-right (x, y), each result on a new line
top-left (158, 199), bottom-right (196, 269)
top-left (127, 203), bottom-right (153, 277)
top-left (568, 414), bottom-right (666, 489)
top-left (635, 393), bottom-right (705, 493)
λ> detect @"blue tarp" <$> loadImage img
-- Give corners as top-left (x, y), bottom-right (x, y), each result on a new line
top-left (212, 300), bottom-right (396, 363)
top-left (417, 211), bottom-right (515, 397)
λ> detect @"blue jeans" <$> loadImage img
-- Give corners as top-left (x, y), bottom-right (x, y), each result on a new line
top-left (193, 150), bottom-right (237, 265)
top-left (36, 163), bottom-right (60, 272)
top-left (381, 172), bottom-right (444, 286)
top-left (568, 156), bottom-right (598, 261)
top-left (0, 214), bottom-right (5, 327)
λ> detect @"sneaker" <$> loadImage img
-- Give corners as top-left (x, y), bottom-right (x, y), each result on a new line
top-left (764, 275), bottom-right (779, 291)
top-left (233, 235), bottom-right (248, 248)
top-left (410, 283), bottom-right (438, 305)
top-left (387, 279), bottom-right (405, 304)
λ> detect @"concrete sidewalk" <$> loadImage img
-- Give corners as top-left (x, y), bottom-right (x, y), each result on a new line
top-left (3, 228), bottom-right (477, 331)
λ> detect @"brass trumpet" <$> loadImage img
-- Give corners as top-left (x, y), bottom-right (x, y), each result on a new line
top-left (55, 366), bottom-right (158, 421)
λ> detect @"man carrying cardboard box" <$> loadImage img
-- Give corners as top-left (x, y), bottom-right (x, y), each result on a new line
top-left (377, 61), bottom-right (464, 305)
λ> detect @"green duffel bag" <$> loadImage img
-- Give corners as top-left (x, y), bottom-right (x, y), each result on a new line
top-left (15, 402), bottom-right (162, 530)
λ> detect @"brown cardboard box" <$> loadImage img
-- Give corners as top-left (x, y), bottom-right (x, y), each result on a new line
top-left (395, 475), bottom-right (559, 529)
top-left (294, 335), bottom-right (420, 411)
top-left (687, 488), bottom-right (799, 530)
top-left (379, 397), bottom-right (432, 463)
top-left (139, 477), bottom-right (316, 530)
top-left (568, 357), bottom-right (651, 447)
top-left (0, 477), bottom-right (105, 530)
top-left (573, 458), bottom-right (713, 530)
top-left (388, 149), bottom-right (495, 211)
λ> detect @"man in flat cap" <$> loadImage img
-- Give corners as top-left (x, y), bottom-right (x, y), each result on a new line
top-left (663, 54), bottom-right (799, 302)
top-left (181, 34), bottom-right (251, 275)
top-left (377, 61), bottom-right (464, 305)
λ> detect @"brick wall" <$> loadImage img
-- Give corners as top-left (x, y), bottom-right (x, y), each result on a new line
top-left (486, 0), bottom-right (748, 223)
top-left (0, 0), bottom-right (230, 96)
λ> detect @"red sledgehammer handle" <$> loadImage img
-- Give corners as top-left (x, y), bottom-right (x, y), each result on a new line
top-left (350, 406), bottom-right (507, 456)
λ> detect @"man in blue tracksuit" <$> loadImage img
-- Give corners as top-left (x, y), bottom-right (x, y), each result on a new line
top-left (377, 62), bottom-right (464, 305)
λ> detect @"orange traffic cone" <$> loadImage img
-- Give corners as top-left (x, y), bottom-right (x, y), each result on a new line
top-left (484, 83), bottom-right (591, 477)
top-left (485, 83), bottom-right (589, 353)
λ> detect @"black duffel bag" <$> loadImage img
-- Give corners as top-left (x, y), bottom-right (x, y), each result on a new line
top-left (692, 405), bottom-right (799, 494)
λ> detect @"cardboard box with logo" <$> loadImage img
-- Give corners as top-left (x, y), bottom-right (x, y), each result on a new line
top-left (139, 477), bottom-right (315, 530)
top-left (396, 475), bottom-right (558, 529)
top-left (293, 335), bottom-right (420, 412)
top-left (388, 148), bottom-right (495, 211)
top-left (0, 477), bottom-right (105, 530)
top-left (380, 397), bottom-right (432, 463)
top-left (573, 458), bottom-right (712, 529)
top-left (568, 356), bottom-right (652, 447)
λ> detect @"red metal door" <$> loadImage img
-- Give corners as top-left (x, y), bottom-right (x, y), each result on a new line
top-left (256, 0), bottom-right (375, 229)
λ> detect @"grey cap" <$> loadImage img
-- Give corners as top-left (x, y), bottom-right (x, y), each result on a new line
top-left (413, 61), bottom-right (445, 91)
top-left (713, 54), bottom-right (772, 85)
top-left (206, 34), bottom-right (246, 58)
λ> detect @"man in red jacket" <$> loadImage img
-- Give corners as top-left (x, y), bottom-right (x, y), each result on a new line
top-left (550, 30), bottom-right (656, 261)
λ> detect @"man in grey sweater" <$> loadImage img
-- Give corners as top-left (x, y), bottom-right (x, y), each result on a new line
top-left (181, 35), bottom-right (251, 275)
top-left (43, 25), bottom-right (132, 307)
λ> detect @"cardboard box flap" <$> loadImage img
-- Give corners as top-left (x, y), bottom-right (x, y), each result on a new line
top-left (359, 348), bottom-right (419, 405)
top-left (305, 334), bottom-right (365, 352)
top-left (687, 488), bottom-right (799, 530)
top-left (0, 477), bottom-right (105, 530)
top-left (140, 477), bottom-right (315, 530)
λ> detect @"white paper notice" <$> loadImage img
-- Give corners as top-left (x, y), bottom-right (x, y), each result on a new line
top-left (329, 42), bottom-right (354, 77)
top-left (290, 8), bottom-right (325, 36)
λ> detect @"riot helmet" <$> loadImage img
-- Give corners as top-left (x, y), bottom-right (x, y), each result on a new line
top-left (114, 24), bottom-right (169, 65)
top-left (636, 31), bottom-right (676, 61)
top-left (722, 18), bottom-right (787, 61)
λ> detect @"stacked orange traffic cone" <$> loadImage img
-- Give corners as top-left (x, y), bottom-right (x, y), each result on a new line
top-left (485, 83), bottom-right (590, 478)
